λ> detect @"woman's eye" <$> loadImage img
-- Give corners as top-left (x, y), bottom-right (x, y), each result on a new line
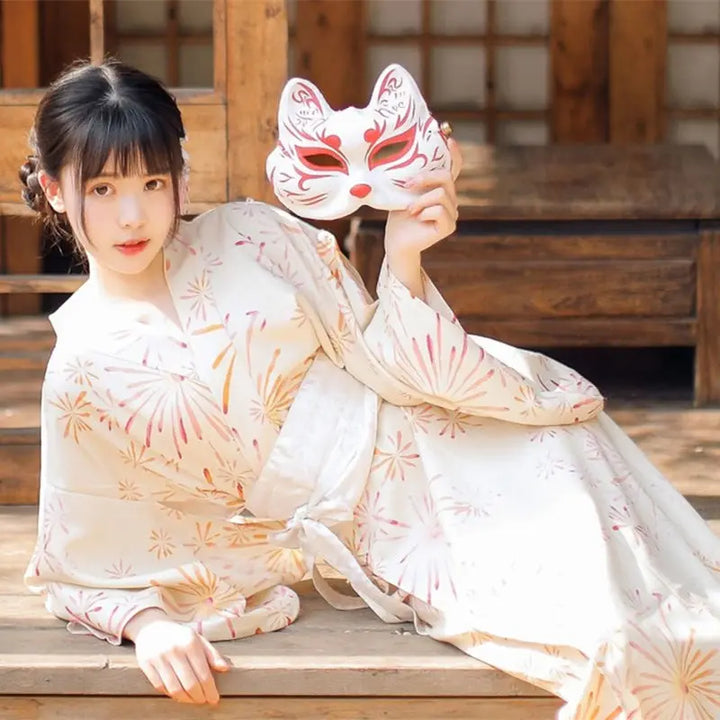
top-left (91, 185), bottom-right (111, 197)
top-left (145, 178), bottom-right (165, 191)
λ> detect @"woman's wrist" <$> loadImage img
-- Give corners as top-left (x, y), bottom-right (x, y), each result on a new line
top-left (385, 245), bottom-right (424, 299)
top-left (123, 607), bottom-right (170, 642)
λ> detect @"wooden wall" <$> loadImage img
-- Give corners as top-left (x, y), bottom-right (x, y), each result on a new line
top-left (293, 0), bottom-right (667, 146)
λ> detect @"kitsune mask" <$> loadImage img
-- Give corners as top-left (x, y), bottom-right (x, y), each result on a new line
top-left (266, 64), bottom-right (451, 220)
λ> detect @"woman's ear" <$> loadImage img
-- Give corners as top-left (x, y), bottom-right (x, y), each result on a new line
top-left (38, 170), bottom-right (65, 213)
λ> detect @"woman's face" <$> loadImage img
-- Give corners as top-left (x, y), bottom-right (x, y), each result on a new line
top-left (56, 158), bottom-right (176, 279)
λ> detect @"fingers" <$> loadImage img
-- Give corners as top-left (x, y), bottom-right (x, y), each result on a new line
top-left (140, 661), bottom-right (169, 698)
top-left (408, 169), bottom-right (456, 205)
top-left (415, 204), bottom-right (456, 237)
top-left (186, 646), bottom-right (221, 705)
top-left (140, 643), bottom-right (224, 705)
top-left (201, 634), bottom-right (231, 673)
top-left (409, 186), bottom-right (456, 223)
top-left (156, 658), bottom-right (196, 703)
top-left (448, 138), bottom-right (463, 181)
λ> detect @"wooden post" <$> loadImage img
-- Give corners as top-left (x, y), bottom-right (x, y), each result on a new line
top-left (89, 0), bottom-right (104, 65)
top-left (1, 0), bottom-right (41, 316)
top-left (295, 0), bottom-right (364, 110)
top-left (609, 0), bottom-right (666, 143)
top-left (226, 0), bottom-right (288, 205)
top-left (40, 1), bottom-right (90, 85)
top-left (550, 0), bottom-right (609, 143)
top-left (294, 0), bottom-right (364, 242)
top-left (695, 229), bottom-right (720, 405)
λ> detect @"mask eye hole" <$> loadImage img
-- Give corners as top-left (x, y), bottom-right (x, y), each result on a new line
top-left (368, 127), bottom-right (416, 170)
top-left (298, 147), bottom-right (348, 173)
top-left (371, 141), bottom-right (409, 164)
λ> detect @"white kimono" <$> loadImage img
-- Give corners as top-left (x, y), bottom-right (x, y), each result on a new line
top-left (26, 200), bottom-right (720, 719)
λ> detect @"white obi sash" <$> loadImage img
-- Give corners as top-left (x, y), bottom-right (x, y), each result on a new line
top-left (245, 353), bottom-right (413, 623)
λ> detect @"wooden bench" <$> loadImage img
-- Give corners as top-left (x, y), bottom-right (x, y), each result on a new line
top-left (350, 144), bottom-right (720, 406)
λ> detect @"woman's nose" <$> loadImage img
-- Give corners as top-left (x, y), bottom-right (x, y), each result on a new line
top-left (118, 195), bottom-right (146, 227)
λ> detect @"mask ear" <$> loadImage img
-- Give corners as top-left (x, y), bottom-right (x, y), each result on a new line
top-left (278, 77), bottom-right (333, 136)
top-left (368, 64), bottom-right (428, 121)
top-left (38, 170), bottom-right (65, 213)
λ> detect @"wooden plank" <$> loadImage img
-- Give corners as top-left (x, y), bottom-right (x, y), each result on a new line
top-left (177, 103), bottom-right (228, 204)
top-left (0, 104), bottom-right (226, 205)
top-left (3, 217), bottom-right (42, 315)
top-left (550, 0), bottom-right (608, 142)
top-left (0, 441), bottom-right (39, 504)
top-left (695, 230), bottom-right (720, 405)
top-left (39, 1), bottom-right (90, 86)
top-left (609, 0), bottom-right (666, 143)
top-left (226, 0), bottom-right (287, 205)
top-left (0, 630), bottom-right (547, 699)
top-left (89, 0), bottom-right (104, 65)
top-left (295, 0), bottom-right (364, 109)
top-left (0, 316), bottom-right (53, 349)
top-left (1, 0), bottom-right (39, 88)
top-left (1, 0), bottom-right (41, 316)
top-left (213, 0), bottom-right (227, 97)
top-left (423, 259), bottom-right (695, 318)
top-left (0, 352), bottom-right (48, 371)
top-left (424, 233), bottom-right (698, 262)
top-left (0, 106), bottom-right (45, 203)
top-left (0, 275), bottom-right (84, 294)
top-left (0, 696), bottom-right (562, 719)
top-left (358, 144), bottom-right (720, 222)
top-left (456, 317), bottom-right (695, 348)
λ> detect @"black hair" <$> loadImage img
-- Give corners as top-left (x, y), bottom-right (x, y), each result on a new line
top-left (19, 58), bottom-right (186, 245)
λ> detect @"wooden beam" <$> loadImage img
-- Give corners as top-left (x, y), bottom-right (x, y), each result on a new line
top-left (609, 0), bottom-right (666, 143)
top-left (39, 0), bottom-right (90, 86)
top-left (295, 0), bottom-right (364, 109)
top-left (89, 0), bottom-right (104, 65)
top-left (0, 697), bottom-right (562, 719)
top-left (550, 0), bottom-right (609, 143)
top-left (226, 0), bottom-right (287, 205)
top-left (695, 230), bottom-right (720, 405)
top-left (1, 0), bottom-right (41, 316)
top-left (1, 0), bottom-right (39, 87)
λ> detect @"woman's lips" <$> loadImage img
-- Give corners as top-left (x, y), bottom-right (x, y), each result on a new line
top-left (115, 239), bottom-right (150, 256)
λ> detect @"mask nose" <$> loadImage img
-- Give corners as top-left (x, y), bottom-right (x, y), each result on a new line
top-left (349, 183), bottom-right (371, 199)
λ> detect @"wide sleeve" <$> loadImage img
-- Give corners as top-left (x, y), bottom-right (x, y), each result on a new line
top-left (218, 202), bottom-right (603, 427)
top-left (25, 350), bottom-right (301, 646)
top-left (24, 376), bottom-right (166, 646)
top-left (360, 257), bottom-right (605, 425)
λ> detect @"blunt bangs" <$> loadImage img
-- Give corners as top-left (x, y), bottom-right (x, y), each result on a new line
top-left (72, 101), bottom-right (183, 189)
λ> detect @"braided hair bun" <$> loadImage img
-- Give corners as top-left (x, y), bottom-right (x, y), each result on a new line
top-left (19, 155), bottom-right (45, 213)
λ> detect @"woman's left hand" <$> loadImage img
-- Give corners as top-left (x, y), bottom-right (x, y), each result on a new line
top-left (384, 138), bottom-right (463, 259)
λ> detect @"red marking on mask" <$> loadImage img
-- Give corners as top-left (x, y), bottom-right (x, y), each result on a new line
top-left (364, 127), bottom-right (381, 145)
top-left (350, 184), bottom-right (371, 198)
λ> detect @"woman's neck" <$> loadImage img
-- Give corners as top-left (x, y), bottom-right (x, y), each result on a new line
top-left (88, 249), bottom-right (167, 304)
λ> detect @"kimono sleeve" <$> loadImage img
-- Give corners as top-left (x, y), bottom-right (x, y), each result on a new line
top-left (24, 369), bottom-right (166, 646)
top-left (361, 258), bottom-right (605, 425)
top-left (220, 202), bottom-right (603, 426)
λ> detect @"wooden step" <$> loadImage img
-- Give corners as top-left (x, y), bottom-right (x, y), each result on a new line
top-left (0, 507), bottom-right (561, 719)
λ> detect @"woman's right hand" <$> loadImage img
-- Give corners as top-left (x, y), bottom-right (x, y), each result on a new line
top-left (125, 609), bottom-right (230, 704)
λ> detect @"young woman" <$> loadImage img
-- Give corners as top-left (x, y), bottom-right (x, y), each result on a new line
top-left (22, 60), bottom-right (720, 718)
